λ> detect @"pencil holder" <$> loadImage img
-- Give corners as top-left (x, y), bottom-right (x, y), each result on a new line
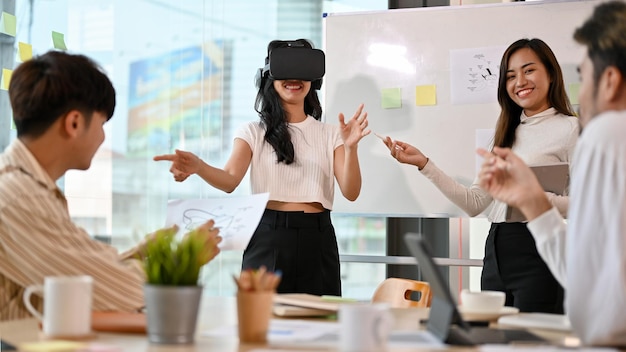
top-left (236, 290), bottom-right (274, 343)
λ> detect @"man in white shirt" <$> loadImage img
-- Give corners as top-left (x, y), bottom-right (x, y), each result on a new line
top-left (476, 1), bottom-right (626, 346)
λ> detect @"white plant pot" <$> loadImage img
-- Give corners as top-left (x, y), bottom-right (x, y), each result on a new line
top-left (144, 284), bottom-right (203, 344)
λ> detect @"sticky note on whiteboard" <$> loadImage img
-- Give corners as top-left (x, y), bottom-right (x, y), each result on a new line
top-left (52, 31), bottom-right (67, 50)
top-left (0, 12), bottom-right (16, 36)
top-left (1, 68), bottom-right (13, 91)
top-left (381, 88), bottom-right (402, 109)
top-left (18, 42), bottom-right (33, 62)
top-left (415, 85), bottom-right (437, 106)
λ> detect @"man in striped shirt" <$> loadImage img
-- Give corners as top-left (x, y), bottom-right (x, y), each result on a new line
top-left (0, 51), bottom-right (221, 320)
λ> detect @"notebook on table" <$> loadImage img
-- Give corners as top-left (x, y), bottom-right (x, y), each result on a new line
top-left (273, 293), bottom-right (349, 317)
top-left (273, 304), bottom-right (335, 317)
top-left (91, 311), bottom-right (146, 333)
top-left (498, 313), bottom-right (571, 332)
top-left (403, 233), bottom-right (548, 346)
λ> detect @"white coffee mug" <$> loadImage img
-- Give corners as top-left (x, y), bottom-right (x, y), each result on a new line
top-left (339, 303), bottom-right (394, 352)
top-left (23, 275), bottom-right (93, 337)
top-left (460, 289), bottom-right (505, 313)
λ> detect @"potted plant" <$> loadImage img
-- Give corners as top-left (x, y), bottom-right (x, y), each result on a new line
top-left (141, 225), bottom-right (218, 344)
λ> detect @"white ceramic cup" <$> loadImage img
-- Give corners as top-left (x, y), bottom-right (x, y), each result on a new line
top-left (23, 275), bottom-right (93, 337)
top-left (460, 289), bottom-right (505, 313)
top-left (339, 303), bottom-right (394, 352)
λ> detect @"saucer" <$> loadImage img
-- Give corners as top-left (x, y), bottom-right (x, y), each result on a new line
top-left (457, 305), bottom-right (519, 322)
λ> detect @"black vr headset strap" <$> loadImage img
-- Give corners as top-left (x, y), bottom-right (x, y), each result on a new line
top-left (312, 78), bottom-right (322, 90)
top-left (254, 64), bottom-right (271, 89)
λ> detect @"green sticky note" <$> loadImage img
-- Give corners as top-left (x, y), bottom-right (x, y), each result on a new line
top-left (415, 84), bottom-right (437, 106)
top-left (381, 88), bottom-right (402, 109)
top-left (0, 12), bottom-right (17, 36)
top-left (568, 83), bottom-right (580, 105)
top-left (18, 42), bottom-right (33, 62)
top-left (1, 68), bottom-right (12, 91)
top-left (52, 31), bottom-right (67, 50)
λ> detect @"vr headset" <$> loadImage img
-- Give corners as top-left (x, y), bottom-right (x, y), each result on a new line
top-left (255, 41), bottom-right (325, 90)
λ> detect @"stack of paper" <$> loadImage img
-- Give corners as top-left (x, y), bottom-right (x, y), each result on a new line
top-left (272, 293), bottom-right (356, 317)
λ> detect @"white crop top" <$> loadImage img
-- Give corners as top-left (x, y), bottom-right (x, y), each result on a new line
top-left (235, 116), bottom-right (343, 210)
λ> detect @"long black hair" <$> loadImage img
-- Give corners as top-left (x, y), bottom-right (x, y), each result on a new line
top-left (493, 38), bottom-right (575, 148)
top-left (254, 39), bottom-right (323, 164)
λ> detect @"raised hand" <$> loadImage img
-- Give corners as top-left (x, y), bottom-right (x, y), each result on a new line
top-left (338, 103), bottom-right (371, 148)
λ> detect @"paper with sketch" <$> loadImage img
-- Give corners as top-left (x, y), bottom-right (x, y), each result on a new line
top-left (165, 193), bottom-right (269, 250)
top-left (450, 45), bottom-right (506, 105)
top-left (203, 319), bottom-right (338, 342)
top-left (204, 319), bottom-right (443, 348)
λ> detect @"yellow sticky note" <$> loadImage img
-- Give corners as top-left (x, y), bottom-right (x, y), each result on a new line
top-left (381, 88), bottom-right (402, 109)
top-left (415, 85), bottom-right (437, 106)
top-left (0, 11), bottom-right (17, 36)
top-left (1, 68), bottom-right (13, 91)
top-left (19, 340), bottom-right (86, 352)
top-left (52, 31), bottom-right (67, 50)
top-left (18, 42), bottom-right (33, 61)
top-left (568, 83), bottom-right (580, 105)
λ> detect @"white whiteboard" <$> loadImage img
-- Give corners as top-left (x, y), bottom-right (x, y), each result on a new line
top-left (323, 0), bottom-right (595, 217)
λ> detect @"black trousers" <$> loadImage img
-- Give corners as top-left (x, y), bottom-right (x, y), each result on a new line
top-left (481, 222), bottom-right (564, 313)
top-left (242, 209), bottom-right (341, 296)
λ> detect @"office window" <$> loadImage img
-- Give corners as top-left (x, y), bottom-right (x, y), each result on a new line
top-left (2, 0), bottom-right (388, 299)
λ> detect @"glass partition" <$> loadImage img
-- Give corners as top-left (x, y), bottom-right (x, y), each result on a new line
top-left (3, 0), bottom-right (388, 299)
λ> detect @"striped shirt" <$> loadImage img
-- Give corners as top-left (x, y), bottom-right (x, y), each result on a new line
top-left (0, 139), bottom-right (145, 321)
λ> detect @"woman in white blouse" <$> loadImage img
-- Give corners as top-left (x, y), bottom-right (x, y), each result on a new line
top-left (380, 38), bottom-right (578, 313)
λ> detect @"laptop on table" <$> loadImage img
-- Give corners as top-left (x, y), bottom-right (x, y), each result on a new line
top-left (403, 232), bottom-right (547, 346)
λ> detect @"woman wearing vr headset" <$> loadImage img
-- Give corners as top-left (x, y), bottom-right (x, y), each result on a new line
top-left (154, 39), bottom-right (370, 296)
top-left (379, 38), bottom-right (578, 314)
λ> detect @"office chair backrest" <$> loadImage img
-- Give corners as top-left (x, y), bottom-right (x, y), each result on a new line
top-left (371, 277), bottom-right (432, 308)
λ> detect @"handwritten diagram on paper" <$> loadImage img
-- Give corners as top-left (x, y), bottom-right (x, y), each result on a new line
top-left (450, 46), bottom-right (506, 105)
top-left (165, 193), bottom-right (269, 251)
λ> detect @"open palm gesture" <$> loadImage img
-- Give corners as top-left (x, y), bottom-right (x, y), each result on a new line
top-left (339, 103), bottom-right (370, 147)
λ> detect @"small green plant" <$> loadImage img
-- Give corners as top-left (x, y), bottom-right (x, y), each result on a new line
top-left (142, 227), bottom-right (212, 286)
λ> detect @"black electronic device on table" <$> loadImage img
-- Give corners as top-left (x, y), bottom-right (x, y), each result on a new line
top-left (403, 232), bottom-right (548, 346)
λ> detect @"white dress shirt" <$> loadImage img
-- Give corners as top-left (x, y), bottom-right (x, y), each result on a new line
top-left (527, 110), bottom-right (626, 345)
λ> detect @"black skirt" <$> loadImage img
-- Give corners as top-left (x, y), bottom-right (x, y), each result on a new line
top-left (242, 209), bottom-right (341, 296)
top-left (481, 222), bottom-right (564, 313)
